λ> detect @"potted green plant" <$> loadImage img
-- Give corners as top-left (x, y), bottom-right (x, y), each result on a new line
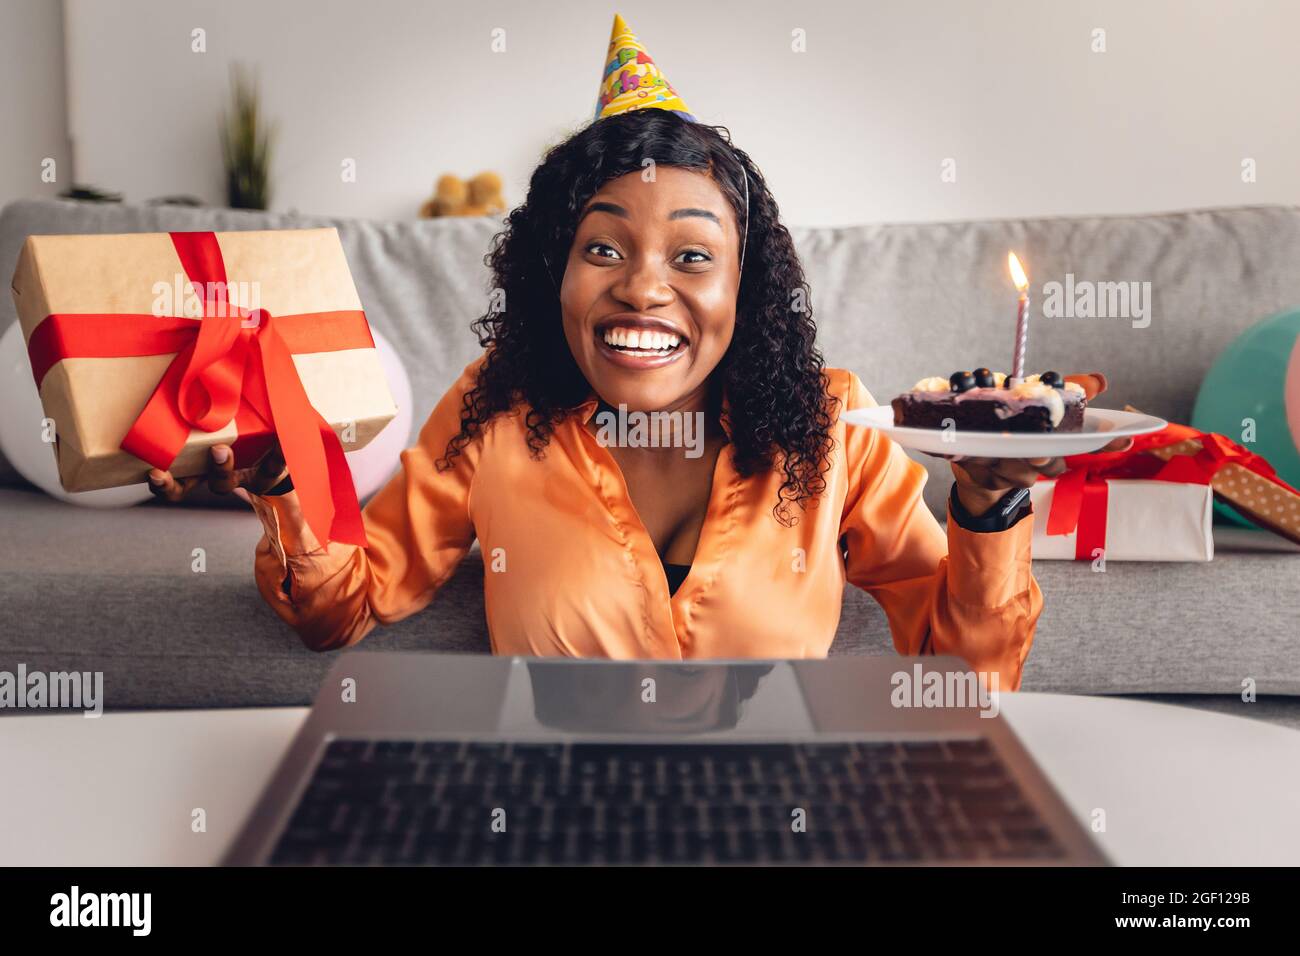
top-left (220, 64), bottom-right (274, 210)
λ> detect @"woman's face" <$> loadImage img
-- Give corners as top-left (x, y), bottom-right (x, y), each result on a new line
top-left (559, 165), bottom-right (741, 414)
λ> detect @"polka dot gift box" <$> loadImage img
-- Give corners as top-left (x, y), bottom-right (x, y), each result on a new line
top-left (1143, 428), bottom-right (1300, 547)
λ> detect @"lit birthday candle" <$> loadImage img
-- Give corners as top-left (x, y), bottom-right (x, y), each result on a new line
top-left (1007, 251), bottom-right (1030, 384)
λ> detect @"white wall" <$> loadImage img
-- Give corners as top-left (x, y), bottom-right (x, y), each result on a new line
top-left (0, 0), bottom-right (70, 207)
top-left (34, 0), bottom-right (1300, 225)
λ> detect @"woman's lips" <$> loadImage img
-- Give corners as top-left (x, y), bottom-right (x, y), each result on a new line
top-left (594, 329), bottom-right (688, 370)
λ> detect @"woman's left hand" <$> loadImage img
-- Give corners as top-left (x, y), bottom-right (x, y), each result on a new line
top-left (934, 436), bottom-right (1134, 517)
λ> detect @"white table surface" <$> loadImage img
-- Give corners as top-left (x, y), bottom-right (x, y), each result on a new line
top-left (1, 693), bottom-right (1297, 866)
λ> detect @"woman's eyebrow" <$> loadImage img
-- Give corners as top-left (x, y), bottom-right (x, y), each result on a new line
top-left (579, 201), bottom-right (628, 222)
top-left (668, 207), bottom-right (721, 226)
top-left (577, 202), bottom-right (722, 227)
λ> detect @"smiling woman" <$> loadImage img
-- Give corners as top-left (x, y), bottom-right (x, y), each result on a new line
top-left (212, 105), bottom-right (1052, 692)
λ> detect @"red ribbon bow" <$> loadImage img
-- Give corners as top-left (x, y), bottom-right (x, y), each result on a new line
top-left (1042, 420), bottom-right (1293, 559)
top-left (26, 231), bottom-right (371, 547)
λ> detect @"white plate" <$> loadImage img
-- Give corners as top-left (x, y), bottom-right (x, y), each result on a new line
top-left (841, 406), bottom-right (1168, 458)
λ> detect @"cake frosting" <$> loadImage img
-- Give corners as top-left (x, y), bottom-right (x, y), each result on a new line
top-left (896, 369), bottom-right (1088, 431)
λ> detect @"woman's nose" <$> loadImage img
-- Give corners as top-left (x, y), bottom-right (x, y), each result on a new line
top-left (612, 256), bottom-right (674, 310)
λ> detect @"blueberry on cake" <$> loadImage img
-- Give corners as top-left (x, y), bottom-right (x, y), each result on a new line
top-left (891, 368), bottom-right (1088, 433)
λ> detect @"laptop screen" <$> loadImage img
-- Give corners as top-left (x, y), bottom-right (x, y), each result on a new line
top-left (496, 659), bottom-right (817, 737)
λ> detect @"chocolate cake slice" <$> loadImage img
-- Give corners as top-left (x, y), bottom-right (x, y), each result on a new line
top-left (891, 370), bottom-right (1087, 433)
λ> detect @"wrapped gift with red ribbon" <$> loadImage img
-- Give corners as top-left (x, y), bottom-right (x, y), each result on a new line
top-left (1028, 416), bottom-right (1300, 561)
top-left (10, 229), bottom-right (397, 547)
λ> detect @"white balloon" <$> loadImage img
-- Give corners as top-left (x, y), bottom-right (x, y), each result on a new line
top-left (0, 320), bottom-right (153, 508)
top-left (344, 328), bottom-right (414, 501)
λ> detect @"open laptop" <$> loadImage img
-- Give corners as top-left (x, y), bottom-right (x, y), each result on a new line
top-left (224, 653), bottom-right (1108, 866)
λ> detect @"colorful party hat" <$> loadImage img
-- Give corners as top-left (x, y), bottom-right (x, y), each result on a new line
top-left (594, 14), bottom-right (695, 122)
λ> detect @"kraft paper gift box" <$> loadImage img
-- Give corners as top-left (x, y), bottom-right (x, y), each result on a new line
top-left (1029, 479), bottom-right (1215, 562)
top-left (10, 228), bottom-right (396, 546)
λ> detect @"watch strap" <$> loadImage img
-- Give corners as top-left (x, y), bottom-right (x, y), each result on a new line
top-left (949, 484), bottom-right (1033, 533)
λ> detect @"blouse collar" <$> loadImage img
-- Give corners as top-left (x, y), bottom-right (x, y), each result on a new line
top-left (576, 387), bottom-right (734, 441)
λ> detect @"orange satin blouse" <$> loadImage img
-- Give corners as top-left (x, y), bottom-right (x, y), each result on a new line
top-left (249, 356), bottom-right (1042, 690)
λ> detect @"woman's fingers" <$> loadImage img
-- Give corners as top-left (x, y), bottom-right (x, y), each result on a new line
top-left (146, 444), bottom-right (287, 502)
top-left (245, 444), bottom-right (288, 494)
top-left (207, 445), bottom-right (241, 495)
top-left (1024, 455), bottom-right (1068, 478)
top-left (206, 444), bottom-right (281, 495)
top-left (147, 468), bottom-right (202, 503)
top-left (996, 456), bottom-right (1065, 483)
top-left (954, 455), bottom-right (1066, 491)
top-left (146, 469), bottom-right (171, 500)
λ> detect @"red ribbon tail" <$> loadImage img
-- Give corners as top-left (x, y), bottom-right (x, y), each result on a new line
top-left (1074, 477), bottom-right (1109, 561)
top-left (253, 328), bottom-right (366, 548)
top-left (320, 413), bottom-right (368, 547)
top-left (1045, 468), bottom-right (1087, 536)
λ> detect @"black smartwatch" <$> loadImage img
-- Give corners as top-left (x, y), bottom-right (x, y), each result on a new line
top-left (949, 484), bottom-right (1033, 533)
top-left (264, 472), bottom-right (294, 497)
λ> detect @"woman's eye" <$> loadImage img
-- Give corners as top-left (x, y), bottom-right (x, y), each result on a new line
top-left (583, 243), bottom-right (710, 265)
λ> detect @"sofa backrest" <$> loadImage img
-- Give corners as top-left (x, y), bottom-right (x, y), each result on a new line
top-left (6, 198), bottom-right (1300, 513)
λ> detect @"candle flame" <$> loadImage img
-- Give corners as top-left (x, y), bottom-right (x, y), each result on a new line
top-left (1007, 251), bottom-right (1029, 292)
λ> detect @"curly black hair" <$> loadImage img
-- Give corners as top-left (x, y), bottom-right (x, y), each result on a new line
top-left (435, 108), bottom-right (838, 526)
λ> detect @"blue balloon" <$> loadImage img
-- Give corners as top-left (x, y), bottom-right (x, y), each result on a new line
top-left (1192, 308), bottom-right (1300, 527)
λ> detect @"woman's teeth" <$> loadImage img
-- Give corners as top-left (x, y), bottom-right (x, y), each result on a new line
top-left (602, 328), bottom-right (682, 353)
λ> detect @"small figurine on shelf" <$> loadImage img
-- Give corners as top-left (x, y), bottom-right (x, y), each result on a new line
top-left (419, 171), bottom-right (505, 218)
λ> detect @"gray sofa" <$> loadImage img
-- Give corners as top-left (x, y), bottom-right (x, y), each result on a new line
top-left (2, 198), bottom-right (1298, 724)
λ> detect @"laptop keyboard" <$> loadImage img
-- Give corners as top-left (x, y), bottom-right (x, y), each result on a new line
top-left (269, 738), bottom-right (1065, 865)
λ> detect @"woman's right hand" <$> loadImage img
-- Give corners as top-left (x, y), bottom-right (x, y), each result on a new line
top-left (147, 442), bottom-right (287, 505)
